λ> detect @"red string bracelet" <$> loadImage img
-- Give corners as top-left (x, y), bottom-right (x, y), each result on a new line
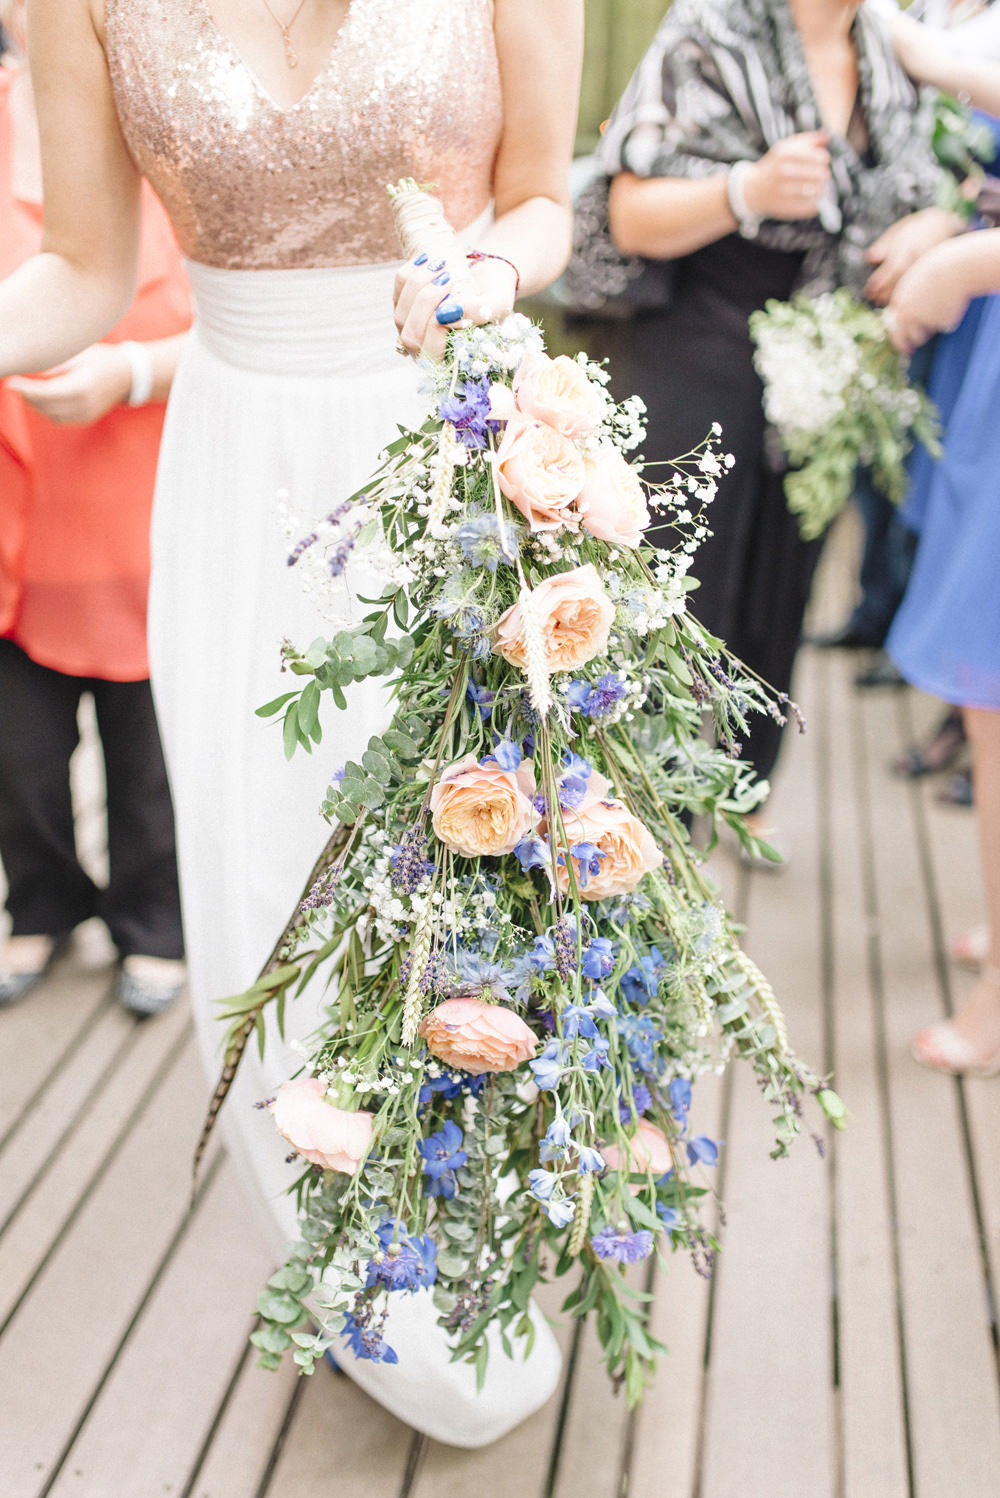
top-left (466, 249), bottom-right (521, 295)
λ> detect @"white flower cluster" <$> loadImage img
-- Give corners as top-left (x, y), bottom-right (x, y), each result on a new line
top-left (754, 293), bottom-right (862, 439)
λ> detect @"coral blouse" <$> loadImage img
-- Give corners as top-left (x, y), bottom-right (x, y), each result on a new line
top-left (0, 67), bottom-right (191, 680)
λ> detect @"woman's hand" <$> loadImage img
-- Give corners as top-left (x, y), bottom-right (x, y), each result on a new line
top-left (6, 342), bottom-right (132, 424)
top-left (885, 252), bottom-right (971, 354)
top-left (742, 131), bottom-right (832, 221)
top-left (393, 253), bottom-right (518, 360)
top-left (864, 208), bottom-right (966, 305)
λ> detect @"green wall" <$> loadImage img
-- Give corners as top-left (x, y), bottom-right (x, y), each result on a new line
top-left (576, 0), bottom-right (667, 151)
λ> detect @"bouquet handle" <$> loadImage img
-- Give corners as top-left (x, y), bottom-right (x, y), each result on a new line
top-left (388, 178), bottom-right (479, 307)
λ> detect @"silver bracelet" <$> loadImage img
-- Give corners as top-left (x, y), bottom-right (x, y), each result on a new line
top-left (120, 340), bottom-right (154, 407)
top-left (727, 161), bottom-right (762, 240)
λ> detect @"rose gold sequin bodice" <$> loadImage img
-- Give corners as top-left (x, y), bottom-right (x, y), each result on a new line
top-left (105, 0), bottom-right (503, 269)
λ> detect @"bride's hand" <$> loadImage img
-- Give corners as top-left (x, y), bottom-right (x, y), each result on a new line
top-left (393, 252), bottom-right (518, 360)
top-left (5, 342), bottom-right (132, 424)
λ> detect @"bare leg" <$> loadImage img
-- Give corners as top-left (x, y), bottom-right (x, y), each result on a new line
top-left (913, 705), bottom-right (1000, 1071)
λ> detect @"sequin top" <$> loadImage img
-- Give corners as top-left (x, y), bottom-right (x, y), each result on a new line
top-left (105, 0), bottom-right (503, 269)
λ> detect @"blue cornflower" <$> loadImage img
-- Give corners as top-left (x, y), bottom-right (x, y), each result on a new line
top-left (466, 682), bottom-right (496, 721)
top-left (591, 1226), bottom-right (654, 1264)
top-left (582, 673), bottom-right (628, 721)
top-left (418, 1120), bottom-right (468, 1182)
top-left (669, 1077), bottom-right (692, 1122)
top-left (340, 1307), bottom-right (399, 1364)
top-left (437, 376), bottom-right (492, 448)
top-left (454, 511), bottom-right (519, 570)
top-left (581, 937), bottom-right (615, 981)
top-left (687, 1134), bottom-right (722, 1167)
top-left (576, 1145), bottom-right (606, 1175)
top-left (366, 1220), bottom-right (437, 1293)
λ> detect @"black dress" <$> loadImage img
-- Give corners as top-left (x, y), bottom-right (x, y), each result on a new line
top-left (607, 232), bottom-right (823, 785)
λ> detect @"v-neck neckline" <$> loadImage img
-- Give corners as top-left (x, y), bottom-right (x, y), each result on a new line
top-left (197, 0), bottom-right (356, 114)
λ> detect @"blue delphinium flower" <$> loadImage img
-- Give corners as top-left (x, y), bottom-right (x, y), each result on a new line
top-left (418, 1071), bottom-right (485, 1105)
top-left (539, 1113), bottom-right (572, 1163)
top-left (669, 1077), bottom-right (693, 1123)
top-left (620, 945), bottom-right (666, 1006)
top-left (513, 834), bottom-right (551, 874)
top-left (466, 681), bottom-right (496, 721)
top-left (687, 1134), bottom-right (722, 1167)
top-left (419, 1120), bottom-right (468, 1199)
top-left (569, 841), bottom-right (606, 889)
top-left (527, 1167), bottom-right (558, 1200)
top-left (437, 375), bottom-right (492, 448)
top-left (340, 1307), bottom-right (399, 1363)
top-left (530, 1040), bottom-right (568, 1091)
top-left (366, 1219), bottom-right (437, 1293)
top-left (543, 1199), bottom-right (576, 1229)
top-left (581, 937), bottom-right (615, 981)
top-left (620, 1013), bottom-right (661, 1073)
top-left (581, 1036), bottom-right (612, 1072)
top-left (483, 737), bottom-right (522, 772)
top-left (589, 989), bottom-right (617, 1020)
top-left (618, 1082), bottom-right (652, 1123)
top-left (577, 1145), bottom-right (606, 1174)
top-left (560, 1003), bottom-right (599, 1040)
top-left (656, 1203), bottom-right (681, 1231)
top-left (591, 1226), bottom-right (655, 1264)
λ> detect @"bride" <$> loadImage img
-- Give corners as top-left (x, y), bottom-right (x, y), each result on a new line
top-left (0, 0), bottom-right (583, 1446)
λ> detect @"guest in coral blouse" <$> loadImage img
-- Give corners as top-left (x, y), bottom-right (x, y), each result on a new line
top-left (0, 1), bottom-right (191, 1016)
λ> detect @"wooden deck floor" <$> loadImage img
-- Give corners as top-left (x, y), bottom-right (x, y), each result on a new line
top-left (2, 530), bottom-right (999, 1498)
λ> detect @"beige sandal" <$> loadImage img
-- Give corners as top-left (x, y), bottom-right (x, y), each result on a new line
top-left (911, 964), bottom-right (1000, 1078)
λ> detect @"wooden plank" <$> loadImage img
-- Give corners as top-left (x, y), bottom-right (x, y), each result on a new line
top-left (698, 646), bottom-right (836, 1498)
top-left (823, 651), bottom-right (909, 1497)
top-left (181, 1346), bottom-right (300, 1498)
top-left (629, 1074), bottom-right (722, 1498)
top-left (0, 938), bottom-right (115, 1142)
top-left (45, 1161), bottom-right (275, 1498)
top-left (857, 682), bottom-right (1000, 1495)
top-left (0, 998), bottom-right (189, 1327)
top-left (0, 1035), bottom-right (214, 1496)
top-left (414, 1279), bottom-right (568, 1498)
top-left (255, 1355), bottom-right (413, 1498)
top-left (0, 1001), bottom-right (134, 1228)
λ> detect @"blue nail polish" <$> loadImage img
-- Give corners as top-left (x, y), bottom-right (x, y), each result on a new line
top-left (432, 272), bottom-right (451, 286)
top-left (436, 299), bottom-right (464, 326)
top-left (413, 253), bottom-right (428, 266)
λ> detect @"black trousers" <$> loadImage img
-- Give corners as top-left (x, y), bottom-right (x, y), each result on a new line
top-left (0, 638), bottom-right (184, 959)
top-left (604, 300), bottom-right (823, 786)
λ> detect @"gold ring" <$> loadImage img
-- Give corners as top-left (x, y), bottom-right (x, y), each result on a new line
top-left (395, 337), bottom-right (408, 357)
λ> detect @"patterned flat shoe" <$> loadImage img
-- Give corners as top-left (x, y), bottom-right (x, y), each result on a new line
top-left (116, 955), bottom-right (187, 1019)
top-left (0, 934), bottom-right (69, 1007)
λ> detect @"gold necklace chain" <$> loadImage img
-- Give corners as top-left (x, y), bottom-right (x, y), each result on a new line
top-left (260, 0), bottom-right (310, 68)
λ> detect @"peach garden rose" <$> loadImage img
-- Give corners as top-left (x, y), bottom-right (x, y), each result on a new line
top-left (269, 1077), bottom-right (373, 1175)
top-left (494, 411), bottom-right (585, 533)
top-left (552, 793), bottom-right (662, 901)
top-left (420, 996), bottom-right (538, 1075)
top-left (603, 1118), bottom-right (673, 1176)
top-left (577, 443), bottom-right (650, 549)
top-left (512, 349), bottom-right (606, 439)
top-left (493, 563), bottom-right (615, 675)
top-left (429, 752), bottom-right (536, 858)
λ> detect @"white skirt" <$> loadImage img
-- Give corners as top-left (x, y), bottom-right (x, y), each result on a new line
top-left (148, 260), bottom-right (560, 1445)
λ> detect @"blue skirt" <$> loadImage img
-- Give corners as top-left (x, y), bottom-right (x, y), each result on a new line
top-left (888, 294), bottom-right (1000, 710)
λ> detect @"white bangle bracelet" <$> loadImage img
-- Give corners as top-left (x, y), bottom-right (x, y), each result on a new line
top-left (120, 340), bottom-right (155, 407)
top-left (727, 161), bottom-right (762, 240)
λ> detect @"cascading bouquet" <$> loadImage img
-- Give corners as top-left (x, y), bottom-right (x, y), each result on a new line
top-left (749, 287), bottom-right (940, 540)
top-left (200, 182), bottom-right (842, 1408)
